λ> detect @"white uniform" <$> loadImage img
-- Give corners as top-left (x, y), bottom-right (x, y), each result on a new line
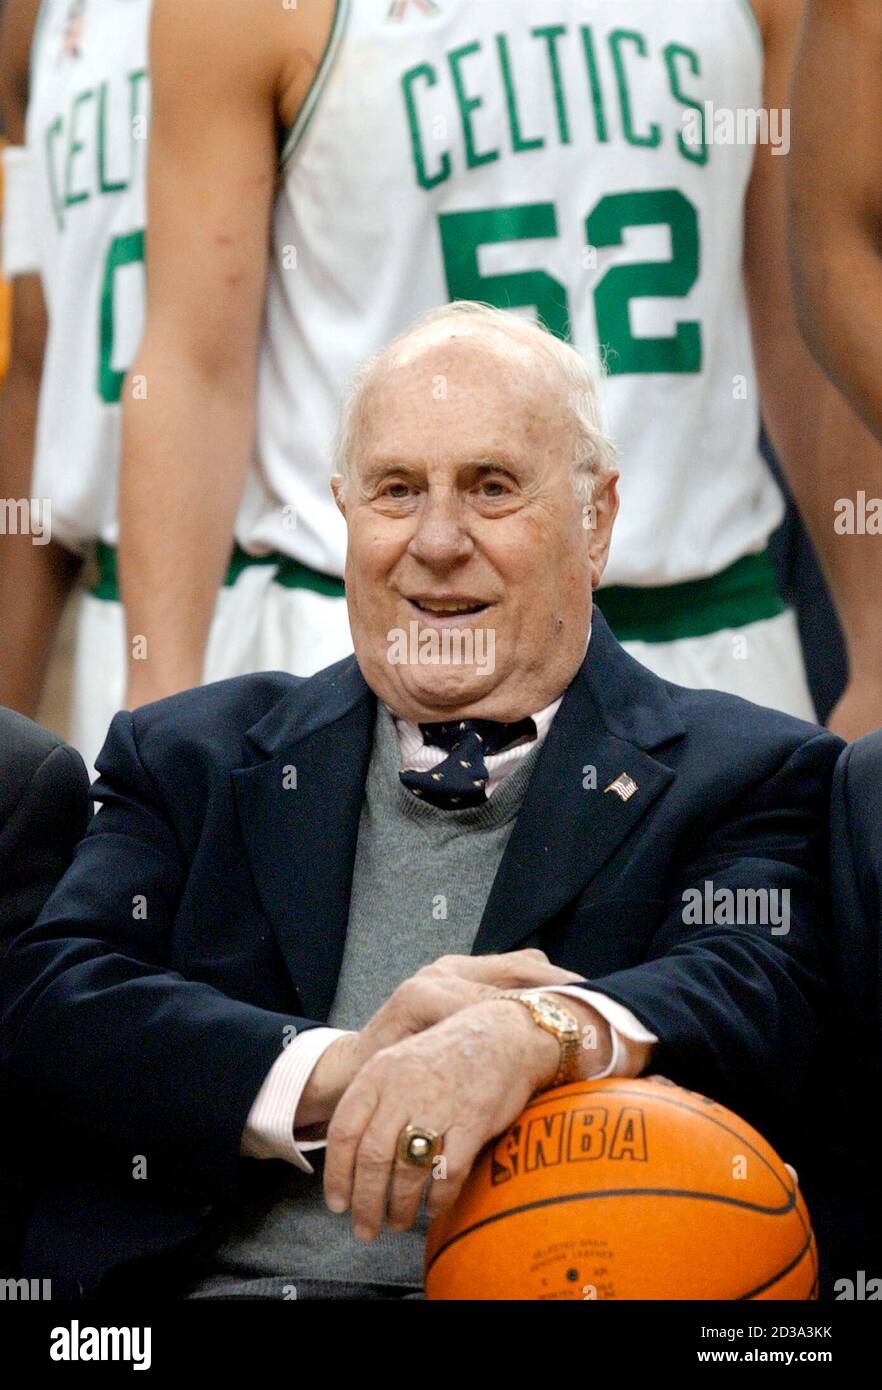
top-left (21, 0), bottom-right (150, 552)
top-left (7, 0), bottom-right (352, 773)
top-left (242, 0), bottom-right (813, 717)
top-left (5, 0), bottom-right (813, 773)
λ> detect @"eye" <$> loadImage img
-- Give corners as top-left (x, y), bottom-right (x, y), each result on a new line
top-left (379, 480), bottom-right (415, 499)
top-left (475, 476), bottom-right (513, 498)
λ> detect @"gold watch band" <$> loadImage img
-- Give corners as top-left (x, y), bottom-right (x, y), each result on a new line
top-left (499, 991), bottom-right (582, 1092)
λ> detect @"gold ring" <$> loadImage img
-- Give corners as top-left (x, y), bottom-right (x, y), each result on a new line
top-left (396, 1124), bottom-right (442, 1168)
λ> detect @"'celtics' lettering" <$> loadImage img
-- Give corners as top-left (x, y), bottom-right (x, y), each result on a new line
top-left (44, 68), bottom-right (149, 230)
top-left (401, 25), bottom-right (706, 191)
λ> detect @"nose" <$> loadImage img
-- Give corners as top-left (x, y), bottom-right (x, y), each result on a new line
top-left (407, 488), bottom-right (474, 570)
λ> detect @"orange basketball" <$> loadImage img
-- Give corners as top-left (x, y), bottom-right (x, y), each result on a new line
top-left (424, 1078), bottom-right (817, 1300)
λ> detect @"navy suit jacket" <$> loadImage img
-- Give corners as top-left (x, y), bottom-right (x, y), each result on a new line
top-left (0, 709), bottom-right (91, 1272)
top-left (0, 708), bottom-right (91, 949)
top-left (0, 613), bottom-right (843, 1298)
top-left (830, 731), bottom-right (882, 1077)
top-left (827, 733), bottom-right (882, 1279)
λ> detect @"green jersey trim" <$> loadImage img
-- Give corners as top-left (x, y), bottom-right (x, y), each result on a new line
top-left (278, 0), bottom-right (350, 169)
top-left (595, 550), bottom-right (785, 644)
top-left (90, 541), bottom-right (345, 602)
top-left (735, 0), bottom-right (764, 56)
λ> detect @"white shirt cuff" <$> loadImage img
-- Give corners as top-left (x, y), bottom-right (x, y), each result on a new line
top-left (538, 985), bottom-right (658, 1080)
top-left (240, 1027), bottom-right (352, 1171)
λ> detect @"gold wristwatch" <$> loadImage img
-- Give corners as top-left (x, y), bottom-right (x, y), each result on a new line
top-left (499, 991), bottom-right (582, 1092)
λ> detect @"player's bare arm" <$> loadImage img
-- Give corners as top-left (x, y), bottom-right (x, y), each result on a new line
top-left (120, 0), bottom-right (336, 707)
top-left (790, 0), bottom-right (882, 445)
top-left (745, 0), bottom-right (882, 740)
top-left (0, 0), bottom-right (81, 716)
top-left (0, 0), bottom-right (35, 147)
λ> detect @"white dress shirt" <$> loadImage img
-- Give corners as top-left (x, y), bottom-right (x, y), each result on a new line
top-left (242, 691), bottom-right (658, 1168)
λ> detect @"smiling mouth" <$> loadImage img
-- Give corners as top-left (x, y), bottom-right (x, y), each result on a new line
top-left (408, 597), bottom-right (491, 618)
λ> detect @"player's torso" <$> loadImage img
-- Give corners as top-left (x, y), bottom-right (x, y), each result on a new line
top-left (27, 0), bottom-right (151, 550)
top-left (251, 0), bottom-right (779, 585)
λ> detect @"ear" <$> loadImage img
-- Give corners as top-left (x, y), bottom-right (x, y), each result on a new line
top-left (330, 474), bottom-right (347, 518)
top-left (586, 472), bottom-right (620, 589)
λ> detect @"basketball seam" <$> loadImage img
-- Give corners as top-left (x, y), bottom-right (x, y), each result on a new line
top-left (740, 1231), bottom-right (816, 1301)
top-left (425, 1184), bottom-right (798, 1281)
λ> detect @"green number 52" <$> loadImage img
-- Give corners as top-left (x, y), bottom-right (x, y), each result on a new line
top-left (439, 188), bottom-right (702, 375)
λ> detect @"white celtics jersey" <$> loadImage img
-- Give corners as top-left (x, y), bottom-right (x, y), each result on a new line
top-left (26, 0), bottom-right (150, 552)
top-left (241, 0), bottom-right (782, 586)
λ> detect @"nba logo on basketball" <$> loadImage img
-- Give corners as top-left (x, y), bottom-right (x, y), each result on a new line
top-left (490, 1103), bottom-right (647, 1185)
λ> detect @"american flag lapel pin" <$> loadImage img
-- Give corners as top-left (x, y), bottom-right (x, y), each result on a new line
top-left (604, 772), bottom-right (639, 802)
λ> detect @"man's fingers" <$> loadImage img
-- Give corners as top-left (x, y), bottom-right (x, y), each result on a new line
top-left (347, 1112), bottom-right (403, 1242)
top-left (394, 976), bottom-right (495, 1032)
top-left (384, 1153), bottom-right (433, 1235)
top-left (348, 1100), bottom-right (436, 1241)
top-left (492, 956), bottom-right (585, 987)
top-left (323, 1071), bottom-right (382, 1217)
top-left (424, 1127), bottom-right (480, 1220)
top-left (373, 1122), bottom-right (480, 1235)
top-left (386, 954), bottom-right (585, 1043)
top-left (422, 950), bottom-right (582, 989)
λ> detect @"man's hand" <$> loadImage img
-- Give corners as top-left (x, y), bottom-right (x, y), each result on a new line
top-left (295, 949), bottom-right (584, 1130)
top-left (322, 992), bottom-right (610, 1242)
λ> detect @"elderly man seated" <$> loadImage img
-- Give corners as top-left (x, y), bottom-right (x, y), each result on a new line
top-left (0, 303), bottom-right (841, 1301)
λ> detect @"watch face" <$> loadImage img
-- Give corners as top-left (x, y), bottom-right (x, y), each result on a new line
top-left (537, 999), bottom-right (575, 1032)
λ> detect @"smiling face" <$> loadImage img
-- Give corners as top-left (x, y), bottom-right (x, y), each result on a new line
top-left (332, 322), bottom-right (619, 722)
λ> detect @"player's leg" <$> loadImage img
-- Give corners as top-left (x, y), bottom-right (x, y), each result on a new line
top-left (66, 587), bottom-right (127, 780)
top-left (621, 611), bottom-right (817, 722)
top-left (202, 558), bottom-right (352, 685)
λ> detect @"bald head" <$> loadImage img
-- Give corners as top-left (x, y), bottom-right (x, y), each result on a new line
top-left (334, 302), bottom-right (617, 506)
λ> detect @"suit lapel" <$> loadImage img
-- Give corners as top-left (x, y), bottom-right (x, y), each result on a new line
top-left (475, 613), bottom-right (685, 954)
top-left (232, 659), bottom-right (376, 1020)
top-left (230, 615), bottom-right (686, 1006)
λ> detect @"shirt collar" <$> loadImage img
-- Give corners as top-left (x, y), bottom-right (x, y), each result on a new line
top-left (389, 625), bottom-right (591, 791)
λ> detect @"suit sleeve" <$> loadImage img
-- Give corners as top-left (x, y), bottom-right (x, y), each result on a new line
top-left (829, 738), bottom-right (882, 1071)
top-left (0, 711), bottom-right (324, 1199)
top-left (0, 740), bottom-right (91, 949)
top-left (580, 730), bottom-right (837, 1140)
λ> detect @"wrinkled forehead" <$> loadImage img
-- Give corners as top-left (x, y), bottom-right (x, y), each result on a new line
top-left (382, 317), bottom-right (564, 388)
top-left (352, 322), bottom-right (573, 466)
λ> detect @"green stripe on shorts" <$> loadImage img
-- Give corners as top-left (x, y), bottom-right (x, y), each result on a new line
top-left (595, 551), bottom-right (785, 644)
top-left (90, 541), bottom-right (344, 602)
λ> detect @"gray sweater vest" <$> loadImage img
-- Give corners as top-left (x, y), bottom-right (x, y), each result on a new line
top-left (187, 704), bottom-right (542, 1297)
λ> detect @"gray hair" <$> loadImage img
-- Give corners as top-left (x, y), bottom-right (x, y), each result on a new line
top-left (332, 300), bottom-right (618, 507)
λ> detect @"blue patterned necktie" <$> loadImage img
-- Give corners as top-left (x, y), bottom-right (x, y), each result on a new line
top-left (400, 717), bottom-right (537, 809)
